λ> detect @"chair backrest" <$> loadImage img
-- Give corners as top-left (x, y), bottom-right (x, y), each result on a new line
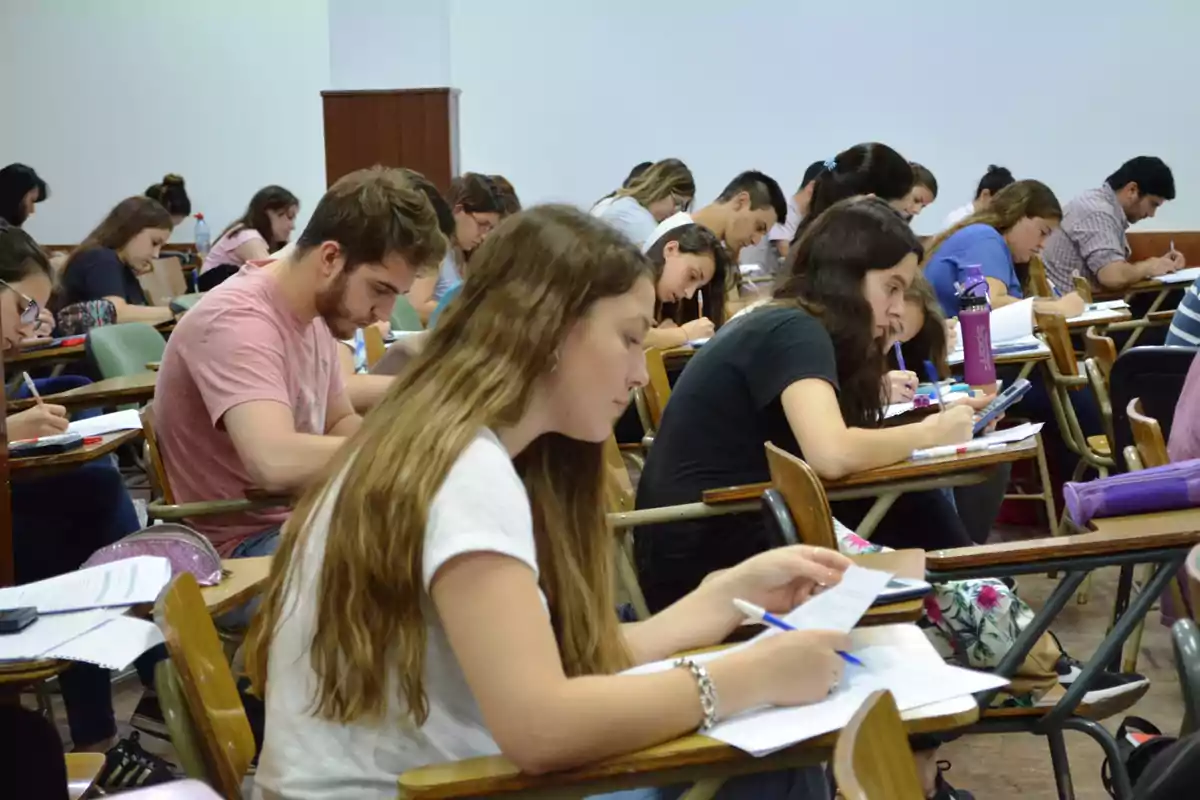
top-left (603, 436), bottom-right (635, 514)
top-left (1084, 326), bottom-right (1118, 383)
top-left (641, 348), bottom-right (672, 431)
top-left (363, 325), bottom-right (386, 369)
top-left (1127, 397), bottom-right (1170, 469)
top-left (140, 402), bottom-right (175, 504)
top-left (1110, 346), bottom-right (1198, 470)
top-left (1027, 255), bottom-right (1055, 298)
top-left (763, 442), bottom-right (837, 550)
top-left (154, 572), bottom-right (255, 799)
top-left (1073, 275), bottom-right (1095, 304)
top-left (86, 322), bottom-right (167, 379)
top-left (834, 690), bottom-right (924, 800)
top-left (390, 295), bottom-right (425, 332)
top-left (1034, 310), bottom-right (1079, 379)
top-left (169, 293), bottom-right (205, 315)
top-left (139, 257), bottom-right (188, 306)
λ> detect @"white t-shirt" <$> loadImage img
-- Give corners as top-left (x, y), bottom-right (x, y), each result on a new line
top-left (254, 429), bottom-right (539, 800)
top-left (942, 201), bottom-right (977, 230)
top-left (591, 195), bottom-right (658, 249)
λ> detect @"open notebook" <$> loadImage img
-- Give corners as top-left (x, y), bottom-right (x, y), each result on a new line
top-left (948, 298), bottom-right (1047, 366)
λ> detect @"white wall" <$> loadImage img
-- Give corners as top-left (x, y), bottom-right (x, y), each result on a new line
top-left (449, 0), bottom-right (1200, 234)
top-left (0, 0), bottom-right (330, 244)
top-left (4, 0), bottom-right (1196, 246)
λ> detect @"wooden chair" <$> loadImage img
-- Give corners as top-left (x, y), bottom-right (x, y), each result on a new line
top-left (154, 573), bottom-right (256, 799)
top-left (834, 691), bottom-right (923, 800)
top-left (363, 324), bottom-right (387, 369)
top-left (140, 257), bottom-right (189, 306)
top-left (633, 348), bottom-right (672, 447)
top-left (1073, 276), bottom-right (1094, 304)
top-left (764, 442), bottom-right (837, 550)
top-left (65, 752), bottom-right (105, 799)
top-left (141, 402), bottom-right (288, 522)
top-left (1027, 255), bottom-right (1055, 298)
top-left (605, 436), bottom-right (650, 619)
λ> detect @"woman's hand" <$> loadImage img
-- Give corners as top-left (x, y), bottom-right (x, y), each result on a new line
top-left (710, 629), bottom-right (851, 709)
top-left (681, 317), bottom-right (715, 342)
top-left (1050, 291), bottom-right (1087, 319)
top-left (885, 370), bottom-right (918, 403)
top-left (33, 308), bottom-right (54, 338)
top-left (918, 404), bottom-right (975, 447)
top-left (8, 404), bottom-right (69, 442)
top-left (698, 546), bottom-right (852, 629)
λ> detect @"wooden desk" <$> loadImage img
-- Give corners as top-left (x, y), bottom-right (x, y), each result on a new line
top-left (9, 429), bottom-right (142, 477)
top-left (0, 557), bottom-right (271, 691)
top-left (397, 624), bottom-right (977, 799)
top-left (855, 549), bottom-right (926, 625)
top-left (1063, 308), bottom-right (1132, 331)
top-left (8, 372), bottom-right (157, 413)
top-left (8, 342), bottom-right (85, 366)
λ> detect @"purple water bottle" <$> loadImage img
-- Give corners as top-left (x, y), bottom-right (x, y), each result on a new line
top-left (958, 264), bottom-right (996, 389)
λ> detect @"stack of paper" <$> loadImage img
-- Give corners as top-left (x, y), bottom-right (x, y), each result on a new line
top-left (948, 298), bottom-right (1047, 365)
top-left (1157, 266), bottom-right (1200, 285)
top-left (67, 408), bottom-right (143, 438)
top-left (0, 557), bottom-right (171, 670)
top-left (623, 566), bottom-right (1008, 756)
top-left (1067, 300), bottom-right (1131, 325)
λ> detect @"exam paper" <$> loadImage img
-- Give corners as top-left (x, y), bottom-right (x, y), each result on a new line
top-left (67, 408), bottom-right (143, 438)
top-left (44, 615), bottom-right (165, 670)
top-left (1156, 266), bottom-right (1200, 285)
top-left (977, 421), bottom-right (1043, 445)
top-left (0, 556), bottom-right (172, 614)
top-left (0, 610), bottom-right (113, 662)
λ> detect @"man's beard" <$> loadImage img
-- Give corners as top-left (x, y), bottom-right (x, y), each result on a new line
top-left (315, 272), bottom-right (358, 339)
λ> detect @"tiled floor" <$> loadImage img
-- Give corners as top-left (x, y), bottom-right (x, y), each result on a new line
top-left (34, 542), bottom-right (1189, 798)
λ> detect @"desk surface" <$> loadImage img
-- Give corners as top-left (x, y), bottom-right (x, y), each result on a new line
top-left (1064, 309), bottom-right (1133, 330)
top-left (704, 438), bottom-right (1037, 505)
top-left (8, 372), bottom-right (157, 412)
top-left (0, 557), bottom-right (272, 688)
top-left (398, 623), bottom-right (977, 799)
top-left (9, 429), bottom-right (143, 473)
top-left (928, 506), bottom-right (1200, 571)
top-left (8, 342), bottom-right (86, 365)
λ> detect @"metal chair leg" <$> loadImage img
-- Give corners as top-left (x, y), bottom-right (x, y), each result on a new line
top-left (1035, 433), bottom-right (1057, 535)
top-left (1046, 727), bottom-right (1076, 800)
top-left (1062, 717), bottom-right (1133, 799)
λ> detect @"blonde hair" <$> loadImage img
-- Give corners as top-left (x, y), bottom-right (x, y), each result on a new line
top-left (248, 205), bottom-right (650, 724)
top-left (608, 158), bottom-right (694, 209)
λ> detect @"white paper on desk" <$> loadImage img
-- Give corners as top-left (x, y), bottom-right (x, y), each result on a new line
top-left (1087, 300), bottom-right (1130, 312)
top-left (1157, 266), bottom-right (1200, 285)
top-left (948, 335), bottom-right (1045, 365)
top-left (1068, 304), bottom-right (1130, 324)
top-left (989, 298), bottom-right (1035, 344)
top-left (66, 408), bottom-right (143, 438)
top-left (0, 556), bottom-right (171, 613)
top-left (0, 609), bottom-right (113, 662)
top-left (977, 421), bottom-right (1043, 445)
top-left (689, 337), bottom-right (711, 347)
top-left (43, 615), bottom-right (164, 670)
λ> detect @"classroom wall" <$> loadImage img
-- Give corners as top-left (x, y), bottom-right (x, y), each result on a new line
top-left (448, 0), bottom-right (1199, 234)
top-left (0, 0), bottom-right (330, 244)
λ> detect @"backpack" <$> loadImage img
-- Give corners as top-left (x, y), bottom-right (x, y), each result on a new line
top-left (56, 299), bottom-right (117, 336)
top-left (1101, 716), bottom-right (1200, 799)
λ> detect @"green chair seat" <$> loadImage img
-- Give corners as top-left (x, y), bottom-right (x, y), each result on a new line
top-left (87, 322), bottom-right (167, 379)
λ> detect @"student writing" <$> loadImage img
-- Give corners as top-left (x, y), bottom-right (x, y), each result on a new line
top-left (198, 185), bottom-right (299, 291)
top-left (591, 157), bottom-right (695, 247)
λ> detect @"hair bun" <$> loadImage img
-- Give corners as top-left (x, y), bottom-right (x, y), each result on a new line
top-left (163, 174), bottom-right (184, 186)
top-left (986, 165), bottom-right (1001, 173)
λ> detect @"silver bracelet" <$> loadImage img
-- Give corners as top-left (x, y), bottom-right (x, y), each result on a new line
top-left (675, 657), bottom-right (719, 731)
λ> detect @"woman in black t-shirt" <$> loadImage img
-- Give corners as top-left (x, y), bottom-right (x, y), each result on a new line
top-left (60, 196), bottom-right (175, 326)
top-left (635, 197), bottom-right (976, 613)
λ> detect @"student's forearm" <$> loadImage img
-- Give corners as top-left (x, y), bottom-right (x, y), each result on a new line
top-left (811, 425), bottom-right (938, 480)
top-left (496, 658), bottom-right (765, 774)
top-left (644, 326), bottom-right (688, 349)
top-left (622, 586), bottom-right (741, 665)
top-left (344, 374), bottom-right (394, 413)
top-left (1033, 297), bottom-right (1077, 316)
top-left (115, 303), bottom-right (174, 325)
top-left (1097, 259), bottom-right (1157, 290)
top-left (244, 434), bottom-right (346, 492)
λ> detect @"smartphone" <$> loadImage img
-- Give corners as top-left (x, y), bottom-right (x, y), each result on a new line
top-left (9, 433), bottom-right (85, 458)
top-left (0, 607), bottom-right (38, 634)
top-left (873, 577), bottom-right (933, 605)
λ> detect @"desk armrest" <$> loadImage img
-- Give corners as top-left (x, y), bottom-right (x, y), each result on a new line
top-left (702, 483), bottom-right (768, 505)
top-left (927, 526), bottom-right (1200, 572)
top-left (146, 498), bottom-right (284, 521)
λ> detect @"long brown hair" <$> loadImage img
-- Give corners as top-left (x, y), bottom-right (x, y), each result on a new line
top-left (895, 276), bottom-right (950, 379)
top-left (218, 185), bottom-right (299, 250)
top-left (776, 197), bottom-right (925, 427)
top-left (249, 205), bottom-right (648, 724)
top-left (924, 179), bottom-right (1062, 261)
top-left (65, 196), bottom-right (172, 275)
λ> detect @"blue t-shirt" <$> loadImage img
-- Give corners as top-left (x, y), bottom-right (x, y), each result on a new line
top-left (429, 281), bottom-right (462, 327)
top-left (924, 224), bottom-right (1022, 318)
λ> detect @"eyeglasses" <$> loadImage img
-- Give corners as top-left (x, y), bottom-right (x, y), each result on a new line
top-left (673, 194), bottom-right (694, 213)
top-left (469, 213), bottom-right (496, 237)
top-left (0, 279), bottom-right (40, 326)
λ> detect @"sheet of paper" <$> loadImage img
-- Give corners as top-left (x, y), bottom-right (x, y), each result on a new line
top-left (688, 337), bottom-right (711, 347)
top-left (43, 615), bottom-right (165, 670)
top-left (0, 556), bottom-right (172, 613)
top-left (67, 408), bottom-right (143, 438)
top-left (1087, 300), bottom-right (1130, 312)
top-left (779, 565), bottom-right (893, 633)
top-left (1157, 266), bottom-right (1200, 285)
top-left (977, 421), bottom-right (1043, 445)
top-left (948, 337), bottom-right (1047, 366)
top-left (0, 609), bottom-right (114, 662)
top-left (1067, 305), bottom-right (1129, 324)
top-left (988, 298), bottom-right (1035, 344)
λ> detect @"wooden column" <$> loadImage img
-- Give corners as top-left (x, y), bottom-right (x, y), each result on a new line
top-left (321, 88), bottom-right (460, 193)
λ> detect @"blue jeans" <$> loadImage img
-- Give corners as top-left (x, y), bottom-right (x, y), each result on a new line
top-left (11, 376), bottom-right (144, 745)
top-left (217, 526), bottom-right (283, 629)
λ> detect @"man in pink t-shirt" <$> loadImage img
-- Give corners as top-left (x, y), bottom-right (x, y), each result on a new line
top-left (154, 168), bottom-right (447, 556)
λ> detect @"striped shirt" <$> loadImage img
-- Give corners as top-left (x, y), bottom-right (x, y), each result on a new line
top-left (1167, 275), bottom-right (1200, 346)
top-left (1041, 184), bottom-right (1130, 292)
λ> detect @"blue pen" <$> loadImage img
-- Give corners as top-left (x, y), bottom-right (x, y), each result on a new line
top-left (892, 340), bottom-right (907, 372)
top-left (733, 599), bottom-right (864, 667)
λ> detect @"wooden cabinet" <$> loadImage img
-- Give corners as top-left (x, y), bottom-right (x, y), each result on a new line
top-left (321, 88), bottom-right (460, 193)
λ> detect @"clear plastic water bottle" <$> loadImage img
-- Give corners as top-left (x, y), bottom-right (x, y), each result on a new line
top-left (194, 213), bottom-right (211, 260)
top-left (958, 264), bottom-right (995, 389)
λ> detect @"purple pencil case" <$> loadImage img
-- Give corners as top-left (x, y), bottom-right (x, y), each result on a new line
top-left (1064, 458), bottom-right (1200, 527)
top-left (82, 523), bottom-right (224, 586)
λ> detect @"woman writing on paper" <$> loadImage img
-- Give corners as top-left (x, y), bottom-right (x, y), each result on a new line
top-left (251, 206), bottom-right (850, 800)
top-left (923, 180), bottom-right (1086, 319)
top-left (641, 219), bottom-right (727, 348)
top-left (592, 157), bottom-right (696, 247)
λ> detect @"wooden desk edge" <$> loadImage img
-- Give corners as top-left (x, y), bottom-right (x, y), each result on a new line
top-left (928, 526), bottom-right (1200, 571)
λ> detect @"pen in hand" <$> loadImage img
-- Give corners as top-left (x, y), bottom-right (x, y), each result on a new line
top-left (733, 598), bottom-right (864, 667)
top-left (21, 372), bottom-right (43, 407)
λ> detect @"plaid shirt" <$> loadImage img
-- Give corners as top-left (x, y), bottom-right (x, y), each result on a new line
top-left (1041, 184), bottom-right (1130, 291)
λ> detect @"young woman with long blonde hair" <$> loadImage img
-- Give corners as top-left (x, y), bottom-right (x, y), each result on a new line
top-left (250, 205), bottom-right (849, 800)
top-left (592, 157), bottom-right (696, 246)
